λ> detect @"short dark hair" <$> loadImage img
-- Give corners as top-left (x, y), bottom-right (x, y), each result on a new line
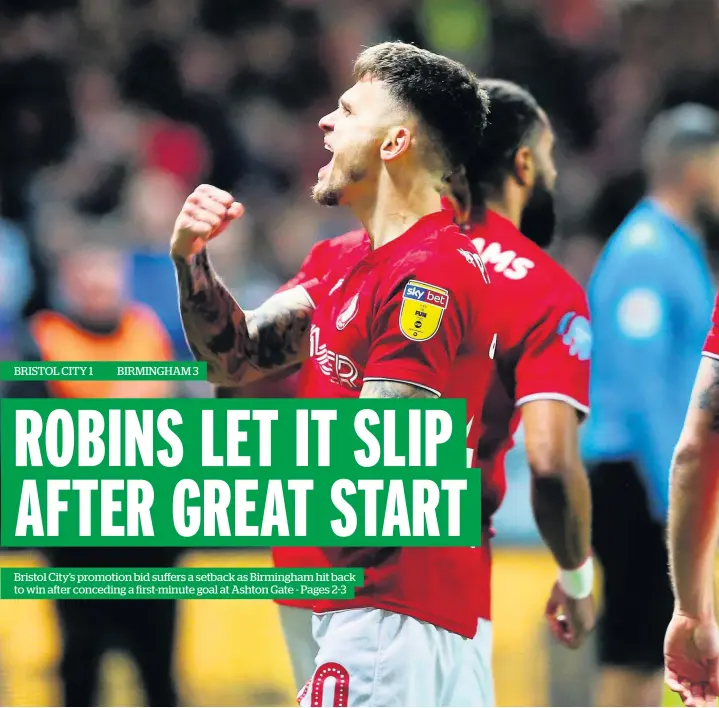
top-left (353, 42), bottom-right (489, 177)
top-left (466, 79), bottom-right (544, 195)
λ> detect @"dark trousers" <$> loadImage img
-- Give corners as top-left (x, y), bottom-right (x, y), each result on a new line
top-left (589, 460), bottom-right (673, 671)
top-left (45, 548), bottom-right (179, 707)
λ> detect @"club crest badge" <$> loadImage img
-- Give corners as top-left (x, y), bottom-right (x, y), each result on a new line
top-left (399, 280), bottom-right (449, 341)
top-left (336, 293), bottom-right (359, 330)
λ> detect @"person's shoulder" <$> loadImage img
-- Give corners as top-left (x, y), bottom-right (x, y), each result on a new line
top-left (403, 224), bottom-right (485, 278)
top-left (468, 216), bottom-right (581, 298)
top-left (315, 229), bottom-right (368, 269)
top-left (304, 228), bottom-right (366, 257)
top-left (603, 201), bottom-right (678, 261)
top-left (589, 202), bottom-right (681, 295)
top-left (334, 228), bottom-right (367, 247)
top-left (378, 229), bottom-right (485, 312)
top-left (540, 252), bottom-right (586, 302)
top-left (467, 212), bottom-right (550, 286)
top-left (322, 228), bottom-right (367, 256)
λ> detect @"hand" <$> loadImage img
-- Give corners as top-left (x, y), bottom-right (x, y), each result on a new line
top-left (545, 580), bottom-right (595, 649)
top-left (665, 610), bottom-right (719, 707)
top-left (170, 184), bottom-right (244, 260)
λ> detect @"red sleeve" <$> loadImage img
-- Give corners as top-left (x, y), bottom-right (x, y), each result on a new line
top-left (702, 294), bottom-right (719, 358)
top-left (275, 239), bottom-right (330, 294)
top-left (363, 258), bottom-right (479, 396)
top-left (514, 285), bottom-right (591, 417)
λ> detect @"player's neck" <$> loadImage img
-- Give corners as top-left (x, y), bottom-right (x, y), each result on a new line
top-left (354, 177), bottom-right (443, 249)
top-left (650, 190), bottom-right (701, 235)
top-left (478, 180), bottom-right (524, 228)
top-left (484, 196), bottom-right (522, 229)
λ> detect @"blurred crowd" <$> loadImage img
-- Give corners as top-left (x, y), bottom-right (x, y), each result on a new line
top-left (3, 0), bottom-right (719, 369)
top-left (4, 1), bottom-right (719, 705)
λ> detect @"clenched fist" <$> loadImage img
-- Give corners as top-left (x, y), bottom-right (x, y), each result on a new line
top-left (170, 184), bottom-right (245, 260)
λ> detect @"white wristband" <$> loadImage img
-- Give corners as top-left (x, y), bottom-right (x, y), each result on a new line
top-left (558, 557), bottom-right (594, 599)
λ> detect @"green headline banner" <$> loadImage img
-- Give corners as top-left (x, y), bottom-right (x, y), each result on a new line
top-left (0, 362), bottom-right (207, 381)
top-left (0, 567), bottom-right (364, 600)
top-left (1, 398), bottom-right (480, 548)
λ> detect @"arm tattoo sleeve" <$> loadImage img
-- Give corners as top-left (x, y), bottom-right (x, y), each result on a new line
top-left (697, 358), bottom-right (719, 433)
top-left (174, 251), bottom-right (312, 384)
top-left (360, 380), bottom-right (438, 399)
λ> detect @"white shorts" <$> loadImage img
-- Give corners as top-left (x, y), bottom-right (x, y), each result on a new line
top-left (297, 608), bottom-right (487, 707)
top-left (278, 604), bottom-right (319, 691)
top-left (449, 618), bottom-right (495, 707)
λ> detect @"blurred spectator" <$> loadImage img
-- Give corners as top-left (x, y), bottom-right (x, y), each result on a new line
top-left (123, 168), bottom-right (196, 359)
top-left (5, 244), bottom-right (181, 707)
top-left (0, 219), bottom-right (35, 358)
top-left (3, 0), bottom-right (719, 705)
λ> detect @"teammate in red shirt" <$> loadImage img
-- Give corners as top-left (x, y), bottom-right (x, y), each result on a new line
top-left (444, 79), bottom-right (595, 705)
top-left (664, 295), bottom-right (719, 706)
top-left (464, 77), bottom-right (594, 636)
top-left (170, 42), bottom-right (495, 707)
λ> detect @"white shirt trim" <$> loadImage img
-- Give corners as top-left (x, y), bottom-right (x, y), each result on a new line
top-left (702, 351), bottom-right (719, 361)
top-left (515, 392), bottom-right (590, 416)
top-left (363, 377), bottom-right (441, 397)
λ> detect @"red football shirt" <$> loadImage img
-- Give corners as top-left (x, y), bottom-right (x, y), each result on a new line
top-left (271, 229), bottom-right (369, 609)
top-left (702, 293), bottom-right (719, 357)
top-left (270, 210), bottom-right (591, 628)
top-left (271, 203), bottom-right (459, 609)
top-left (297, 210), bottom-right (495, 639)
top-left (465, 210), bottom-right (591, 620)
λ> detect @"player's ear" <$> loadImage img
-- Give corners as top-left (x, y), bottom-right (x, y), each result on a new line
top-left (380, 126), bottom-right (411, 162)
top-left (513, 146), bottom-right (534, 188)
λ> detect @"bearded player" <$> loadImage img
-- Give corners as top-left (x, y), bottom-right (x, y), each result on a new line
top-left (663, 295), bottom-right (719, 707)
top-left (172, 42), bottom-right (497, 706)
top-left (453, 78), bottom-right (595, 703)
top-left (220, 79), bottom-right (596, 705)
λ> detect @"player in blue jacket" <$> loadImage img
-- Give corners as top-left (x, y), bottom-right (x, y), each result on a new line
top-left (583, 104), bottom-right (719, 707)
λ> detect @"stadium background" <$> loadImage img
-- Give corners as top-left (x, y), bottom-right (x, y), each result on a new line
top-left (0, 0), bottom-right (715, 705)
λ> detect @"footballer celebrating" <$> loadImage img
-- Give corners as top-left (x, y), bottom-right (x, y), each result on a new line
top-left (217, 79), bottom-right (596, 706)
top-left (171, 42), bottom-right (496, 706)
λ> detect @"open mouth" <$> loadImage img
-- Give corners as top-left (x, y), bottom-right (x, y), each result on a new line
top-left (318, 142), bottom-right (334, 178)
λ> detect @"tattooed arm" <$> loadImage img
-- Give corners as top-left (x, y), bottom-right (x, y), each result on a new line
top-left (667, 355), bottom-right (719, 620)
top-left (359, 380), bottom-right (438, 399)
top-left (174, 250), bottom-right (313, 385)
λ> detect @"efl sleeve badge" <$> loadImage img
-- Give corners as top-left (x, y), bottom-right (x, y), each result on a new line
top-left (399, 280), bottom-right (449, 341)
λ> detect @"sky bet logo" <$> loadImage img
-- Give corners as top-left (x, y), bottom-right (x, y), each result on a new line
top-left (399, 280), bottom-right (449, 341)
top-left (403, 281), bottom-right (449, 308)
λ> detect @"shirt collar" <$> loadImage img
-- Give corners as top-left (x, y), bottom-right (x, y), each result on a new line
top-left (362, 210), bottom-right (454, 265)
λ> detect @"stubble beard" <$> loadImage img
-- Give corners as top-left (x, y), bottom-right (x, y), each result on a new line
top-left (312, 163), bottom-right (367, 208)
top-left (312, 180), bottom-right (342, 207)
